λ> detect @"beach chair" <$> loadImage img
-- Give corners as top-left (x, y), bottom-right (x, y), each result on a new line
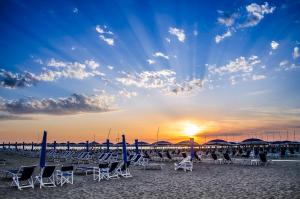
top-left (117, 161), bottom-right (132, 178)
top-left (174, 156), bottom-right (193, 172)
top-left (258, 153), bottom-right (271, 166)
top-left (194, 152), bottom-right (202, 161)
top-left (99, 162), bottom-right (120, 180)
top-left (165, 151), bottom-right (173, 161)
top-left (223, 153), bottom-right (232, 164)
top-left (211, 153), bottom-right (223, 164)
top-left (10, 166), bottom-right (36, 190)
top-left (35, 165), bottom-right (56, 188)
top-left (93, 163), bottom-right (109, 181)
top-left (131, 154), bottom-right (142, 166)
top-left (56, 166), bottom-right (74, 186)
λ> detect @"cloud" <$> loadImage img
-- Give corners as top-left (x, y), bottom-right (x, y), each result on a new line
top-left (0, 114), bottom-right (32, 121)
top-left (73, 8), bottom-right (78, 14)
top-left (206, 55), bottom-right (264, 86)
top-left (208, 55), bottom-right (261, 75)
top-left (147, 59), bottom-right (155, 65)
top-left (99, 35), bottom-right (114, 46)
top-left (118, 89), bottom-right (138, 99)
top-left (252, 74), bottom-right (266, 80)
top-left (271, 41), bottom-right (279, 50)
top-left (95, 25), bottom-right (114, 46)
top-left (39, 59), bottom-right (104, 81)
top-left (165, 38), bottom-right (171, 43)
top-left (216, 2), bottom-right (275, 43)
top-left (0, 59), bottom-right (105, 89)
top-left (277, 60), bottom-right (300, 71)
top-left (241, 2), bottom-right (275, 28)
top-left (107, 65), bottom-right (114, 70)
top-left (293, 47), bottom-right (299, 59)
top-left (0, 69), bottom-right (38, 89)
top-left (215, 30), bottom-right (232, 43)
top-left (116, 69), bottom-right (203, 96)
top-left (84, 60), bottom-right (99, 70)
top-left (0, 93), bottom-right (115, 115)
top-left (153, 52), bottom-right (169, 60)
top-left (168, 27), bottom-right (186, 42)
top-left (217, 12), bottom-right (238, 27)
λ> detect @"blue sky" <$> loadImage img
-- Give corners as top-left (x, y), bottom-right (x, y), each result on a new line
top-left (0, 0), bottom-right (300, 142)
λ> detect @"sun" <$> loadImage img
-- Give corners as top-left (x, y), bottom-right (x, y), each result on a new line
top-left (183, 123), bottom-right (203, 137)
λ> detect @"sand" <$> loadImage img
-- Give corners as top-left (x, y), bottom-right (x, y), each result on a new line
top-left (0, 152), bottom-right (299, 199)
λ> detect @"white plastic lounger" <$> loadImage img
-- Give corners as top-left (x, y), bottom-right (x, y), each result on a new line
top-left (174, 156), bottom-right (193, 172)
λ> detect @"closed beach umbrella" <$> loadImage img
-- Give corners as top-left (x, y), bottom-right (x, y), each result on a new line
top-left (122, 135), bottom-right (127, 165)
top-left (135, 139), bottom-right (139, 154)
top-left (53, 141), bottom-right (57, 151)
top-left (31, 142), bottom-right (34, 151)
top-left (39, 131), bottom-right (47, 168)
top-left (22, 142), bottom-right (25, 150)
top-left (2, 142), bottom-right (4, 149)
top-left (15, 142), bottom-right (18, 150)
top-left (67, 141), bottom-right (70, 151)
top-left (106, 139), bottom-right (110, 152)
top-left (86, 141), bottom-right (89, 152)
top-left (190, 138), bottom-right (194, 160)
top-left (8, 142), bottom-right (10, 149)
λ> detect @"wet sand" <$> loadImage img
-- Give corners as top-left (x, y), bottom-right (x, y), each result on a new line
top-left (0, 152), bottom-right (299, 199)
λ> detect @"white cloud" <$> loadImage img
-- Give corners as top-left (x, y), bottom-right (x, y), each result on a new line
top-left (116, 69), bottom-right (203, 96)
top-left (73, 8), bottom-right (78, 14)
top-left (293, 47), bottom-right (299, 59)
top-left (96, 25), bottom-right (114, 46)
top-left (242, 2), bottom-right (275, 28)
top-left (252, 74), bottom-right (266, 80)
top-left (277, 60), bottom-right (300, 71)
top-left (215, 30), bottom-right (232, 43)
top-left (153, 52), bottom-right (169, 60)
top-left (118, 89), bottom-right (138, 99)
top-left (165, 38), bottom-right (171, 43)
top-left (34, 59), bottom-right (43, 65)
top-left (147, 59), bottom-right (155, 65)
top-left (107, 65), bottom-right (114, 70)
top-left (168, 27), bottom-right (186, 42)
top-left (85, 60), bottom-right (100, 70)
top-left (99, 35), bottom-right (114, 46)
top-left (216, 3), bottom-right (275, 42)
top-left (271, 41), bottom-right (279, 50)
top-left (208, 55), bottom-right (261, 75)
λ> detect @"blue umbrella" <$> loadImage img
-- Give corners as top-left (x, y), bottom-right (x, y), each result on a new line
top-left (53, 141), bottom-right (57, 151)
top-left (15, 142), bottom-right (18, 150)
top-left (190, 138), bottom-right (194, 160)
top-left (106, 139), bottom-right (110, 152)
top-left (8, 142), bottom-right (11, 149)
top-left (122, 135), bottom-right (127, 165)
top-left (22, 142), bottom-right (25, 150)
top-left (39, 131), bottom-right (47, 168)
top-left (135, 139), bottom-right (139, 154)
top-left (2, 142), bottom-right (4, 149)
top-left (31, 142), bottom-right (34, 151)
top-left (67, 141), bottom-right (70, 151)
top-left (86, 141), bottom-right (89, 152)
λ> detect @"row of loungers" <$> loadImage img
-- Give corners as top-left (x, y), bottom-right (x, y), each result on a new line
top-left (4, 160), bottom-right (132, 191)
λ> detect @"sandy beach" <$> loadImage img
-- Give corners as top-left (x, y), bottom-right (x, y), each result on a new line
top-left (0, 152), bottom-right (299, 199)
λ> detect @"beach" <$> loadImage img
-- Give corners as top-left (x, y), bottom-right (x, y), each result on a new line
top-left (1, 152), bottom-right (299, 199)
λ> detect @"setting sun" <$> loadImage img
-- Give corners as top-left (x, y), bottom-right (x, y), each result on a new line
top-left (183, 123), bottom-right (203, 137)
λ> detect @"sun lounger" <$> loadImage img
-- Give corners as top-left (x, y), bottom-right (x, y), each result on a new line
top-left (35, 165), bottom-right (56, 188)
top-left (9, 166), bottom-right (36, 190)
top-left (174, 156), bottom-right (193, 172)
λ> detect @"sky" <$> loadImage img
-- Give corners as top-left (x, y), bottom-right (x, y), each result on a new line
top-left (0, 0), bottom-right (300, 144)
